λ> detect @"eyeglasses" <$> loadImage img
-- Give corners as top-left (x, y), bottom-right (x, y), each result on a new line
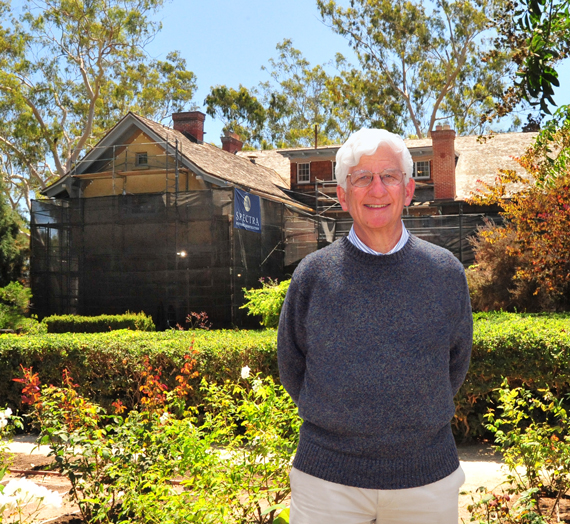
top-left (348, 169), bottom-right (404, 188)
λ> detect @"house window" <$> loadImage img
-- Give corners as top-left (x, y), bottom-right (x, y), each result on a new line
top-left (297, 163), bottom-right (311, 184)
top-left (136, 152), bottom-right (148, 167)
top-left (332, 161), bottom-right (336, 180)
top-left (413, 161), bottom-right (430, 179)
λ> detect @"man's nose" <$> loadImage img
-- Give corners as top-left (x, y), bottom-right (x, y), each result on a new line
top-left (367, 174), bottom-right (389, 194)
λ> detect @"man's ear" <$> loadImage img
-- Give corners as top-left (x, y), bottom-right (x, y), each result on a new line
top-left (404, 178), bottom-right (415, 206)
top-left (337, 185), bottom-right (349, 211)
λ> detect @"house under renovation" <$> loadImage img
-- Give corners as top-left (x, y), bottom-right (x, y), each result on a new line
top-left (31, 112), bottom-right (538, 326)
top-left (31, 112), bottom-right (317, 328)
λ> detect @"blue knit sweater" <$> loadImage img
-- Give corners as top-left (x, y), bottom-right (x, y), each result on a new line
top-left (277, 235), bottom-right (472, 490)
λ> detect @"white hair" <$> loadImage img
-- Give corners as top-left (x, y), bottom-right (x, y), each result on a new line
top-left (335, 128), bottom-right (413, 189)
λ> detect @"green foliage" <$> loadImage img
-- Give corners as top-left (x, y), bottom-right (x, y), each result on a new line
top-left (42, 312), bottom-right (155, 333)
top-left (204, 85), bottom-right (266, 146)
top-left (455, 312), bottom-right (570, 439)
top-left (241, 279), bottom-right (291, 328)
top-left (2, 329), bottom-right (279, 414)
top-left (0, 180), bottom-right (25, 286)
top-left (317, 0), bottom-right (513, 137)
top-left (29, 368), bottom-right (299, 523)
top-left (205, 40), bottom-right (409, 149)
top-left (5, 312), bottom-right (570, 441)
top-left (468, 383), bottom-right (570, 523)
top-left (259, 39), bottom-right (348, 147)
top-left (0, 281), bottom-right (35, 331)
top-left (491, 0), bottom-right (570, 117)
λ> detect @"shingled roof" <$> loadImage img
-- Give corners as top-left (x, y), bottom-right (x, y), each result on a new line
top-left (236, 149), bottom-right (291, 188)
top-left (133, 114), bottom-right (293, 200)
top-left (267, 131), bottom-right (538, 201)
top-left (451, 132), bottom-right (538, 200)
top-left (43, 112), bottom-right (305, 208)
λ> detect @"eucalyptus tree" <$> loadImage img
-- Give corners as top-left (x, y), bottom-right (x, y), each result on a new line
top-left (204, 85), bottom-right (267, 147)
top-left (0, 0), bottom-right (197, 213)
top-left (317, 0), bottom-right (512, 138)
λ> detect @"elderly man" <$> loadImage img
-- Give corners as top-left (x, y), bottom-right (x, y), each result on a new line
top-left (277, 128), bottom-right (472, 524)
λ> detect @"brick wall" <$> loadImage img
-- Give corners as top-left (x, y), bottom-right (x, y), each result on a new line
top-left (290, 160), bottom-right (335, 192)
top-left (431, 126), bottom-right (456, 200)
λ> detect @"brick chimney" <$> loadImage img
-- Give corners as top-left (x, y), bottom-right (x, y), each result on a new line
top-left (172, 111), bottom-right (205, 142)
top-left (221, 132), bottom-right (243, 154)
top-left (431, 124), bottom-right (456, 200)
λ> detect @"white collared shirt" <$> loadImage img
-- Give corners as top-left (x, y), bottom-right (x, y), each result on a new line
top-left (347, 221), bottom-right (409, 255)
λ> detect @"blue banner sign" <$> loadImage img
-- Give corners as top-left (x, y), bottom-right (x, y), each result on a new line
top-left (234, 188), bottom-right (261, 233)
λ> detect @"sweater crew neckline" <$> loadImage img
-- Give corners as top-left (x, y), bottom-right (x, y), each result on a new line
top-left (340, 234), bottom-right (418, 265)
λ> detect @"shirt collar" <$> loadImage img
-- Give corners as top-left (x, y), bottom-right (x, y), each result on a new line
top-left (347, 221), bottom-right (409, 255)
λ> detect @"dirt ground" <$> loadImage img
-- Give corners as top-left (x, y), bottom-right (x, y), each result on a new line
top-left (2, 439), bottom-right (508, 523)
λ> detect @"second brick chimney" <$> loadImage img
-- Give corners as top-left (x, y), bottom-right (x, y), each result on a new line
top-left (172, 111), bottom-right (206, 142)
top-left (221, 132), bottom-right (243, 154)
top-left (431, 124), bottom-right (456, 200)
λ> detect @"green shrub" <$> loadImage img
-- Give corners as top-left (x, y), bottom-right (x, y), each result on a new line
top-left (2, 329), bottom-right (278, 414)
top-left (42, 311), bottom-right (156, 333)
top-left (455, 311), bottom-right (570, 439)
top-left (241, 278), bottom-right (290, 327)
top-left (5, 312), bottom-right (570, 441)
top-left (0, 281), bottom-right (33, 331)
top-left (468, 384), bottom-right (570, 523)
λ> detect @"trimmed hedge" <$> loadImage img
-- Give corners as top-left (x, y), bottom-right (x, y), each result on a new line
top-left (456, 311), bottom-right (570, 439)
top-left (42, 312), bottom-right (155, 333)
top-left (3, 312), bottom-right (570, 440)
top-left (0, 329), bottom-right (277, 412)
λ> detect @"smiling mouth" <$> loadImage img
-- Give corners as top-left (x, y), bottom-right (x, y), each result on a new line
top-left (365, 204), bottom-right (389, 209)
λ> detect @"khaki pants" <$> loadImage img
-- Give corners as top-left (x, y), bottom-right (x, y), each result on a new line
top-left (289, 465), bottom-right (465, 524)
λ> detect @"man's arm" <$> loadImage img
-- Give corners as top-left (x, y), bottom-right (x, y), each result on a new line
top-left (277, 279), bottom-right (308, 405)
top-left (449, 273), bottom-right (473, 396)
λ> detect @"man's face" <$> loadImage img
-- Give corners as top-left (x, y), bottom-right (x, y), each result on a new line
top-left (336, 145), bottom-right (415, 244)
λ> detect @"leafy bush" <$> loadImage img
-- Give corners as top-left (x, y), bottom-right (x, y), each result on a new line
top-left (241, 279), bottom-right (290, 327)
top-left (22, 362), bottom-right (299, 524)
top-left (42, 311), bottom-right (155, 333)
top-left (466, 221), bottom-right (550, 312)
top-left (5, 312), bottom-right (570, 441)
top-left (0, 281), bottom-right (35, 331)
top-left (455, 311), bottom-right (570, 439)
top-left (467, 115), bottom-right (570, 310)
top-left (468, 383), bottom-right (570, 523)
top-left (2, 329), bottom-right (278, 414)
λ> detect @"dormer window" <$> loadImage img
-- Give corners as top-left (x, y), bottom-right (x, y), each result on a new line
top-left (413, 161), bottom-right (430, 179)
top-left (136, 152), bottom-right (148, 167)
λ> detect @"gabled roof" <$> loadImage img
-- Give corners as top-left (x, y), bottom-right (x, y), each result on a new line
top-left (43, 112), bottom-right (307, 209)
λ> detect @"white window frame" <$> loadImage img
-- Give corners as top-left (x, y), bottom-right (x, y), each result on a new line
top-left (297, 162), bottom-right (311, 184)
top-left (135, 152), bottom-right (149, 167)
top-left (413, 160), bottom-right (430, 179)
top-left (332, 161), bottom-right (337, 180)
